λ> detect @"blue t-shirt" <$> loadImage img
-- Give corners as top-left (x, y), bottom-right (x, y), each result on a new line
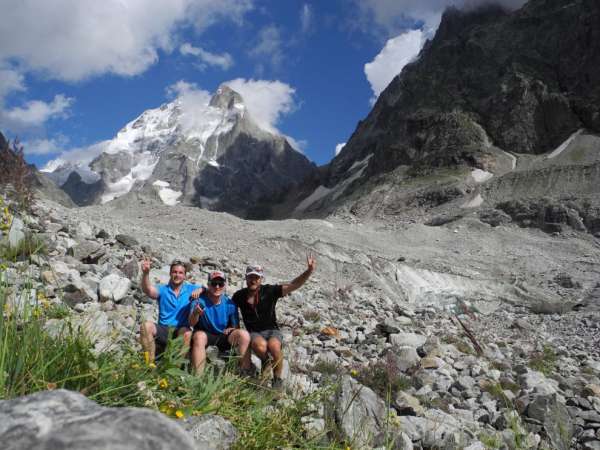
top-left (191, 293), bottom-right (239, 335)
top-left (156, 282), bottom-right (203, 328)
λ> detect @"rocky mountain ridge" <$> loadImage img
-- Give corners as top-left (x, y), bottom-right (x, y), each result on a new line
top-left (42, 86), bottom-right (317, 219)
top-left (293, 0), bottom-right (600, 225)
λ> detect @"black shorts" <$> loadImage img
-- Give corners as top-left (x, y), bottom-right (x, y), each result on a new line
top-left (155, 323), bottom-right (178, 346)
top-left (195, 330), bottom-right (232, 353)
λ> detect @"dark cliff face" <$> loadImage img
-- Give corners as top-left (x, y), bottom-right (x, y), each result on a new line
top-left (328, 0), bottom-right (600, 185)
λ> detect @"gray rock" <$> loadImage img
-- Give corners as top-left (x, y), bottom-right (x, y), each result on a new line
top-left (526, 394), bottom-right (573, 450)
top-left (390, 332), bottom-right (427, 348)
top-left (335, 375), bottom-right (388, 448)
top-left (0, 389), bottom-right (197, 450)
top-left (115, 234), bottom-right (139, 248)
top-left (8, 216), bottom-right (25, 248)
top-left (76, 221), bottom-right (94, 239)
top-left (180, 414), bottom-right (237, 450)
top-left (390, 346), bottom-right (421, 373)
top-left (99, 273), bottom-right (131, 302)
top-left (68, 240), bottom-right (107, 264)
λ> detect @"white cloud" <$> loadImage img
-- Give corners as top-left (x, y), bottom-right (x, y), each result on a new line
top-left (355, 0), bottom-right (527, 36)
top-left (1, 94), bottom-right (74, 132)
top-left (335, 142), bottom-right (346, 156)
top-left (22, 136), bottom-right (68, 155)
top-left (285, 136), bottom-right (307, 152)
top-left (250, 25), bottom-right (284, 71)
top-left (365, 29), bottom-right (426, 101)
top-left (0, 0), bottom-right (253, 82)
top-left (42, 140), bottom-right (109, 171)
top-left (300, 4), bottom-right (313, 33)
top-left (225, 78), bottom-right (296, 134)
top-left (0, 67), bottom-right (25, 101)
top-left (180, 43), bottom-right (234, 70)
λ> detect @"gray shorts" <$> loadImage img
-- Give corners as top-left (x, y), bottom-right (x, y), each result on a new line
top-left (250, 329), bottom-right (283, 345)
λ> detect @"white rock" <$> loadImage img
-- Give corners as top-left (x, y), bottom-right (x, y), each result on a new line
top-left (99, 273), bottom-right (131, 302)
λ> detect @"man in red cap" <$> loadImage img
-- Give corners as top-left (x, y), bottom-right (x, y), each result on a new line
top-left (233, 254), bottom-right (316, 389)
top-left (189, 270), bottom-right (252, 374)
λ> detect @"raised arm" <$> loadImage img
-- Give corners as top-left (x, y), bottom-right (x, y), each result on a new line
top-left (281, 253), bottom-right (316, 297)
top-left (140, 257), bottom-right (159, 300)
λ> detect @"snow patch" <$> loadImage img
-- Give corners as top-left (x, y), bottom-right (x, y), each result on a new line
top-left (393, 264), bottom-right (503, 312)
top-left (471, 169), bottom-right (493, 183)
top-left (157, 188), bottom-right (182, 206)
top-left (152, 180), bottom-right (170, 187)
top-left (547, 129), bottom-right (583, 159)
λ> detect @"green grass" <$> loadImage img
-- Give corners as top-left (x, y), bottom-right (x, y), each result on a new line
top-left (0, 279), bottom-right (348, 449)
top-left (0, 232), bottom-right (46, 262)
top-left (528, 345), bottom-right (557, 375)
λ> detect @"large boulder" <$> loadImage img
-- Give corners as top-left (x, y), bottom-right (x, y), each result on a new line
top-left (526, 394), bottom-right (573, 450)
top-left (334, 375), bottom-right (389, 448)
top-left (0, 389), bottom-right (197, 450)
top-left (99, 273), bottom-right (131, 302)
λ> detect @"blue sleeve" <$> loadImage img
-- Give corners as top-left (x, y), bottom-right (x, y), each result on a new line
top-left (155, 284), bottom-right (165, 298)
top-left (229, 302), bottom-right (239, 327)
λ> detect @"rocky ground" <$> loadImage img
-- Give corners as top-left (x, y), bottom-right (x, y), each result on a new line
top-left (1, 194), bottom-right (600, 449)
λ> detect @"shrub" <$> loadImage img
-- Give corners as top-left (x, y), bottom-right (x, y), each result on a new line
top-left (352, 354), bottom-right (411, 399)
top-left (0, 136), bottom-right (34, 211)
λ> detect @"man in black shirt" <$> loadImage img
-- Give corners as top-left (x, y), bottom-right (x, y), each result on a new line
top-left (232, 254), bottom-right (316, 389)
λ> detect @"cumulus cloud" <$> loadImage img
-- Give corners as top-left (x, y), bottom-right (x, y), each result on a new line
top-left (1, 94), bottom-right (74, 132)
top-left (364, 29), bottom-right (426, 101)
top-left (22, 136), bottom-right (69, 155)
top-left (0, 0), bottom-right (253, 82)
top-left (225, 78), bottom-right (296, 134)
top-left (300, 4), bottom-right (314, 33)
top-left (355, 0), bottom-right (527, 35)
top-left (180, 43), bottom-right (234, 70)
top-left (335, 142), bottom-right (346, 156)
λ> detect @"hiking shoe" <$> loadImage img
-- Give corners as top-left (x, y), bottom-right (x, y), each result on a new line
top-left (239, 366), bottom-right (255, 379)
top-left (271, 377), bottom-right (284, 391)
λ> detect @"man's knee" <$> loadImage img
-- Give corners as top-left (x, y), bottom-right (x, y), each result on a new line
top-left (232, 329), bottom-right (250, 345)
top-left (141, 321), bottom-right (156, 337)
top-left (267, 338), bottom-right (282, 357)
top-left (192, 331), bottom-right (207, 347)
top-left (252, 336), bottom-right (268, 354)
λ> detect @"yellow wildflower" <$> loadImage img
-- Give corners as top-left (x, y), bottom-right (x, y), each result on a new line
top-left (148, 362), bottom-right (156, 369)
top-left (131, 363), bottom-right (140, 370)
top-left (158, 378), bottom-right (168, 389)
top-left (175, 410), bottom-right (185, 419)
top-left (350, 369), bottom-right (358, 377)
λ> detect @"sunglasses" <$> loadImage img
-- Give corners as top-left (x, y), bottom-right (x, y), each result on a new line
top-left (210, 280), bottom-right (225, 287)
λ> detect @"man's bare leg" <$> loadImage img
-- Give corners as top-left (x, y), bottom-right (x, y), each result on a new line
top-left (228, 329), bottom-right (251, 369)
top-left (191, 331), bottom-right (208, 374)
top-left (268, 338), bottom-right (284, 379)
top-left (140, 321), bottom-right (157, 362)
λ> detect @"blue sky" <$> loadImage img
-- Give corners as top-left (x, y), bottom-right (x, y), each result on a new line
top-left (0, 0), bottom-right (525, 169)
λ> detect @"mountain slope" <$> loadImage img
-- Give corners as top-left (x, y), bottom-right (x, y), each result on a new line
top-left (43, 86), bottom-right (317, 218)
top-left (294, 0), bottom-right (600, 223)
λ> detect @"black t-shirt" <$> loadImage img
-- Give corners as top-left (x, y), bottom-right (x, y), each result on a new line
top-left (232, 284), bottom-right (283, 332)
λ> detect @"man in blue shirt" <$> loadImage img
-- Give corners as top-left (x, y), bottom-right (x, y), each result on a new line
top-left (188, 270), bottom-right (252, 375)
top-left (140, 258), bottom-right (203, 363)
